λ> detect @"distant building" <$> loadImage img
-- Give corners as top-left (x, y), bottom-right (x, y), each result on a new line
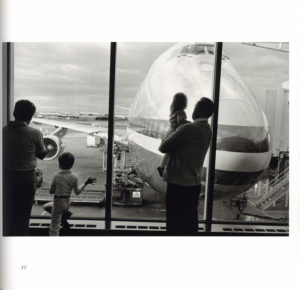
top-left (264, 81), bottom-right (289, 157)
top-left (79, 112), bottom-right (100, 116)
top-left (37, 112), bottom-right (60, 118)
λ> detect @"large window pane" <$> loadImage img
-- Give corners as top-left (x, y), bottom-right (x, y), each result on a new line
top-left (212, 42), bottom-right (289, 224)
top-left (112, 42), bottom-right (215, 222)
top-left (14, 43), bottom-right (110, 219)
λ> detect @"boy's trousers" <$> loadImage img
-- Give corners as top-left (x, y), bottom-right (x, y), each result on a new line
top-left (49, 198), bottom-right (70, 236)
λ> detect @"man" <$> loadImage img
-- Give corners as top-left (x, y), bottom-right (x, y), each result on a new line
top-left (3, 100), bottom-right (47, 236)
top-left (158, 97), bottom-right (214, 235)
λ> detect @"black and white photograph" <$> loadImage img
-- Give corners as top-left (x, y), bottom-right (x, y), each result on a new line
top-left (1, 1), bottom-right (300, 290)
top-left (3, 41), bottom-right (290, 234)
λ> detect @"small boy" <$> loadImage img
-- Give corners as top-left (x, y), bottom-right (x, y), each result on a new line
top-left (44, 152), bottom-right (97, 236)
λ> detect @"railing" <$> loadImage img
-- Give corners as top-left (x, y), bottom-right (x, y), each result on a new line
top-left (256, 167), bottom-right (289, 210)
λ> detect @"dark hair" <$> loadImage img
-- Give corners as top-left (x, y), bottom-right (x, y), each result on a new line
top-left (170, 92), bottom-right (188, 115)
top-left (58, 152), bottom-right (75, 170)
top-left (13, 100), bottom-right (36, 121)
top-left (192, 97), bottom-right (214, 119)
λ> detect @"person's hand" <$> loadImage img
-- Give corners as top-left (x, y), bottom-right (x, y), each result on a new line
top-left (85, 177), bottom-right (97, 185)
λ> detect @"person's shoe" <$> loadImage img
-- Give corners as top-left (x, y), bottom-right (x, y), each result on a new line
top-left (62, 221), bottom-right (70, 229)
top-left (65, 211), bottom-right (73, 220)
top-left (157, 166), bottom-right (164, 177)
top-left (60, 221), bottom-right (71, 234)
top-left (61, 211), bottom-right (73, 224)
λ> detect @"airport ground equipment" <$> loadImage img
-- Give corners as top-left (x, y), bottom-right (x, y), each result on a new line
top-left (256, 167), bottom-right (289, 210)
top-left (103, 148), bottom-right (144, 206)
top-left (86, 135), bottom-right (103, 147)
top-left (230, 193), bottom-right (248, 210)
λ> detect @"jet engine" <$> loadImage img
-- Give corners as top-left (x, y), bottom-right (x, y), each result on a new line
top-left (44, 135), bottom-right (66, 160)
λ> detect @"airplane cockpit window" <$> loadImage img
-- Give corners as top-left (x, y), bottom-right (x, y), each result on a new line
top-left (207, 47), bottom-right (214, 54)
top-left (179, 44), bottom-right (206, 56)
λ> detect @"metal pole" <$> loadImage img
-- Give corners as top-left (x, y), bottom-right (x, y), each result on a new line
top-left (204, 42), bottom-right (223, 232)
top-left (2, 43), bottom-right (14, 125)
top-left (105, 42), bottom-right (117, 230)
top-left (242, 42), bottom-right (289, 53)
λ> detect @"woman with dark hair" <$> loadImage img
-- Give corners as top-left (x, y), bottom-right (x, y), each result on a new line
top-left (157, 92), bottom-right (191, 177)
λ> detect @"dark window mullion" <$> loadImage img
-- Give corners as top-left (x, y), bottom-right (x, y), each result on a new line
top-left (204, 42), bottom-right (223, 232)
top-left (105, 42), bottom-right (117, 230)
top-left (2, 42), bottom-right (14, 125)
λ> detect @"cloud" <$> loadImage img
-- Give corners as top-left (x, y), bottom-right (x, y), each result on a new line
top-left (223, 42), bottom-right (289, 103)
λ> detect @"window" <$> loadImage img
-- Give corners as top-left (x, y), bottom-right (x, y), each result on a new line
top-left (211, 43), bottom-right (289, 227)
top-left (13, 43), bottom-right (110, 221)
top-left (179, 44), bottom-right (206, 55)
top-left (2, 42), bottom-right (289, 235)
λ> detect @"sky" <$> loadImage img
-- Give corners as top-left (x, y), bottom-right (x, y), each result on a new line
top-left (13, 42), bottom-right (289, 115)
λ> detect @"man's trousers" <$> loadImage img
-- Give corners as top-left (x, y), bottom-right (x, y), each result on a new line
top-left (3, 169), bottom-right (36, 236)
top-left (165, 182), bottom-right (201, 236)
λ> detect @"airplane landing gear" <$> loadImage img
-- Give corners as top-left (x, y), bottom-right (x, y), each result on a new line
top-left (230, 194), bottom-right (248, 220)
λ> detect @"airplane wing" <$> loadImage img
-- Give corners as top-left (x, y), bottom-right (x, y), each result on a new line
top-left (116, 106), bottom-right (130, 111)
top-left (32, 118), bottom-right (108, 135)
top-left (32, 117), bottom-right (129, 151)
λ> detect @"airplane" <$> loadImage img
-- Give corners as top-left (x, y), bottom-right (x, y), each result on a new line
top-left (33, 42), bottom-right (272, 201)
top-left (91, 114), bottom-right (127, 121)
top-left (79, 112), bottom-right (100, 116)
top-left (75, 113), bottom-right (127, 121)
top-left (36, 112), bottom-right (61, 118)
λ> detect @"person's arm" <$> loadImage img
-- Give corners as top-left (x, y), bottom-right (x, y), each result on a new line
top-left (177, 111), bottom-right (191, 125)
top-left (35, 131), bottom-right (47, 160)
top-left (73, 177), bottom-right (97, 195)
top-left (36, 150), bottom-right (48, 160)
top-left (158, 125), bottom-right (190, 153)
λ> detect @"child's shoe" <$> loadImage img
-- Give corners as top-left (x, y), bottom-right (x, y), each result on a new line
top-left (61, 210), bottom-right (73, 224)
top-left (65, 211), bottom-right (73, 220)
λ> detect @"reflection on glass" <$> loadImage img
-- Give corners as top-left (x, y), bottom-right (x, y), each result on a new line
top-left (14, 43), bottom-right (110, 219)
